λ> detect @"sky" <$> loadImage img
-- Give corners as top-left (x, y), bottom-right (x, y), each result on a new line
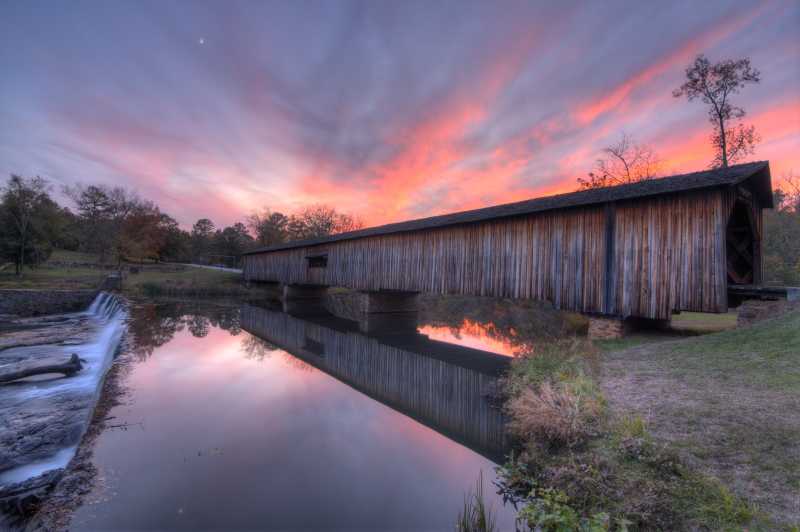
top-left (1, 0), bottom-right (798, 229)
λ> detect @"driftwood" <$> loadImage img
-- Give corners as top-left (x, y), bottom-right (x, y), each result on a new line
top-left (0, 354), bottom-right (82, 384)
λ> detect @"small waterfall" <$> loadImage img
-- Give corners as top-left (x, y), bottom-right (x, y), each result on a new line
top-left (0, 291), bottom-right (128, 493)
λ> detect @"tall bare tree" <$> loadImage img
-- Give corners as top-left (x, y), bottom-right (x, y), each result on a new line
top-left (673, 54), bottom-right (761, 168)
top-left (577, 133), bottom-right (660, 189)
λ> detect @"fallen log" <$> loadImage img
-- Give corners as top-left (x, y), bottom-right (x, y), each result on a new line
top-left (0, 354), bottom-right (82, 384)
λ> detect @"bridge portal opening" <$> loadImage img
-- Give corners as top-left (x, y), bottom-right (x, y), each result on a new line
top-left (726, 200), bottom-right (756, 285)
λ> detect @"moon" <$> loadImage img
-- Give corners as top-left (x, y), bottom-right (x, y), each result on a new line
top-left (198, 38), bottom-right (205, 45)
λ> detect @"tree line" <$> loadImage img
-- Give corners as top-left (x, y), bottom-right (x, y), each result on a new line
top-left (0, 177), bottom-right (362, 273)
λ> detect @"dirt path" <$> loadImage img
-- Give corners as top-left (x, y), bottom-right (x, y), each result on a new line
top-left (599, 320), bottom-right (800, 527)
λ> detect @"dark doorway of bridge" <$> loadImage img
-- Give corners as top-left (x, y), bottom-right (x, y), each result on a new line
top-left (726, 200), bottom-right (756, 285)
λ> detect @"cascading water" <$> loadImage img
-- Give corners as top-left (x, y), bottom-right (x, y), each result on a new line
top-left (0, 292), bottom-right (127, 510)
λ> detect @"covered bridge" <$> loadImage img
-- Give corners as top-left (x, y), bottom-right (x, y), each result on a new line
top-left (243, 161), bottom-right (773, 335)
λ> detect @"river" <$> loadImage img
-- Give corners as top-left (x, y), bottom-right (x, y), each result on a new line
top-left (61, 299), bottom-right (526, 530)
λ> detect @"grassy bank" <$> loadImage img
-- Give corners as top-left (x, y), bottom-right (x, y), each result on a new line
top-left (0, 250), bottom-right (258, 297)
top-left (123, 267), bottom-right (248, 297)
top-left (494, 311), bottom-right (799, 530)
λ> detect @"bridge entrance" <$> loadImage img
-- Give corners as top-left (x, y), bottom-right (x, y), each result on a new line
top-left (726, 199), bottom-right (757, 285)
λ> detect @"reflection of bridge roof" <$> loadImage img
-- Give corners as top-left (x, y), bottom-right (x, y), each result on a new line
top-left (244, 161), bottom-right (771, 255)
top-left (288, 311), bottom-right (511, 376)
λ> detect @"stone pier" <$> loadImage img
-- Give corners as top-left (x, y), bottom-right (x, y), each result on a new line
top-left (587, 316), bottom-right (626, 339)
top-left (586, 315), bottom-right (671, 339)
top-left (357, 290), bottom-right (420, 335)
top-left (280, 284), bottom-right (329, 315)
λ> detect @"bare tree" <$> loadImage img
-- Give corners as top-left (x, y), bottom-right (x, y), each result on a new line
top-left (577, 133), bottom-right (660, 189)
top-left (777, 171), bottom-right (800, 212)
top-left (673, 54), bottom-right (761, 168)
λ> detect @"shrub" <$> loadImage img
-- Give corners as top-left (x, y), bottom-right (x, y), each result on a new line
top-left (508, 382), bottom-right (588, 448)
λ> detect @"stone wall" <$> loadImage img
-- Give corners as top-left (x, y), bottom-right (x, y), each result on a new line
top-left (0, 290), bottom-right (98, 320)
top-left (587, 316), bottom-right (625, 339)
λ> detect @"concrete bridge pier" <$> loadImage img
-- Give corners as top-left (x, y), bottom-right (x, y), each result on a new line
top-left (357, 290), bottom-right (420, 335)
top-left (281, 284), bottom-right (328, 315)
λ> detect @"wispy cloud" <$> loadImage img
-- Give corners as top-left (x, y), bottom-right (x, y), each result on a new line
top-left (0, 0), bottom-right (797, 227)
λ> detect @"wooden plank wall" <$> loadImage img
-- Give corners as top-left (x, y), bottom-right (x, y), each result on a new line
top-left (243, 188), bottom-right (737, 320)
top-left (245, 206), bottom-right (609, 313)
top-left (240, 304), bottom-right (508, 461)
top-left (611, 188), bottom-right (729, 318)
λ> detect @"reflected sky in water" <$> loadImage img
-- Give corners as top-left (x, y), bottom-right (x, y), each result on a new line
top-left (419, 319), bottom-right (522, 357)
top-left (72, 303), bottom-right (516, 530)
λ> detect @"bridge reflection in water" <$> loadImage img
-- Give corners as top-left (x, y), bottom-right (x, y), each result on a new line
top-left (240, 303), bottom-right (510, 462)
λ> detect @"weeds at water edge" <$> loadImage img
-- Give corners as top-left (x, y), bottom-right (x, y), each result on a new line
top-left (456, 470), bottom-right (496, 532)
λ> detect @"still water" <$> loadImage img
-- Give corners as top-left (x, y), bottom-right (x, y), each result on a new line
top-left (71, 301), bottom-right (519, 530)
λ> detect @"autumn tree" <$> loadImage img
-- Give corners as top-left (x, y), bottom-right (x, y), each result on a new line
top-left (577, 133), bottom-right (660, 189)
top-left (247, 209), bottom-right (289, 247)
top-left (117, 200), bottom-right (172, 263)
top-left (65, 183), bottom-right (170, 264)
top-left (673, 54), bottom-right (761, 168)
top-left (286, 205), bottom-right (363, 241)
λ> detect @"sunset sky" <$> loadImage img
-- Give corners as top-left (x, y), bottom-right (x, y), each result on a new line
top-left (1, 0), bottom-right (798, 228)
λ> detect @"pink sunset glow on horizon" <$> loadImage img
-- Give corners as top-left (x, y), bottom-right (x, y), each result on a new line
top-left (1, 1), bottom-right (798, 229)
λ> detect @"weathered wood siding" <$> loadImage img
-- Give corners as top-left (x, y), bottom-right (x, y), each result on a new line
top-left (240, 304), bottom-right (508, 461)
top-left (243, 187), bottom-right (745, 320)
top-left (245, 206), bottom-right (610, 313)
top-left (610, 188), bottom-right (729, 318)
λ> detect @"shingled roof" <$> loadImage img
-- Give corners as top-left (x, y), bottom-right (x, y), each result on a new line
top-left (244, 161), bottom-right (772, 254)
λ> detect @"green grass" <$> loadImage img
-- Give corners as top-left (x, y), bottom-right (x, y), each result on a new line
top-left (599, 310), bottom-right (800, 527)
top-left (123, 267), bottom-right (245, 296)
top-left (662, 310), bottom-right (800, 392)
top-left (0, 266), bottom-right (105, 290)
top-left (671, 310), bottom-right (738, 333)
top-left (48, 249), bottom-right (105, 264)
top-left (496, 313), bottom-right (800, 530)
top-left (0, 256), bottom-right (250, 297)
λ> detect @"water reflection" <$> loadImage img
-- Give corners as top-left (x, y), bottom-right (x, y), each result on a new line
top-left (241, 304), bottom-right (511, 462)
top-left (127, 301), bottom-right (242, 359)
top-left (418, 295), bottom-right (579, 356)
top-left (419, 319), bottom-right (522, 357)
top-left (70, 301), bottom-right (517, 530)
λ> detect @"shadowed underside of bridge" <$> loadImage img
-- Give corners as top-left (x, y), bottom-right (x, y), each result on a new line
top-left (243, 162), bottom-right (773, 322)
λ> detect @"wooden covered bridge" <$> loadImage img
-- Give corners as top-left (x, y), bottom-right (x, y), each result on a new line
top-left (243, 161), bottom-right (773, 337)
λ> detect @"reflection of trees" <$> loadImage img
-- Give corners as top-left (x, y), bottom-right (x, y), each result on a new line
top-left (129, 302), bottom-right (244, 359)
top-left (187, 314), bottom-right (210, 338)
top-left (129, 304), bottom-right (186, 360)
top-left (281, 353), bottom-right (314, 372)
top-left (214, 312), bottom-right (241, 335)
top-left (240, 335), bottom-right (279, 361)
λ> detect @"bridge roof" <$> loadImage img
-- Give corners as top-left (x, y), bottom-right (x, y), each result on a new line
top-left (244, 160), bottom-right (772, 254)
